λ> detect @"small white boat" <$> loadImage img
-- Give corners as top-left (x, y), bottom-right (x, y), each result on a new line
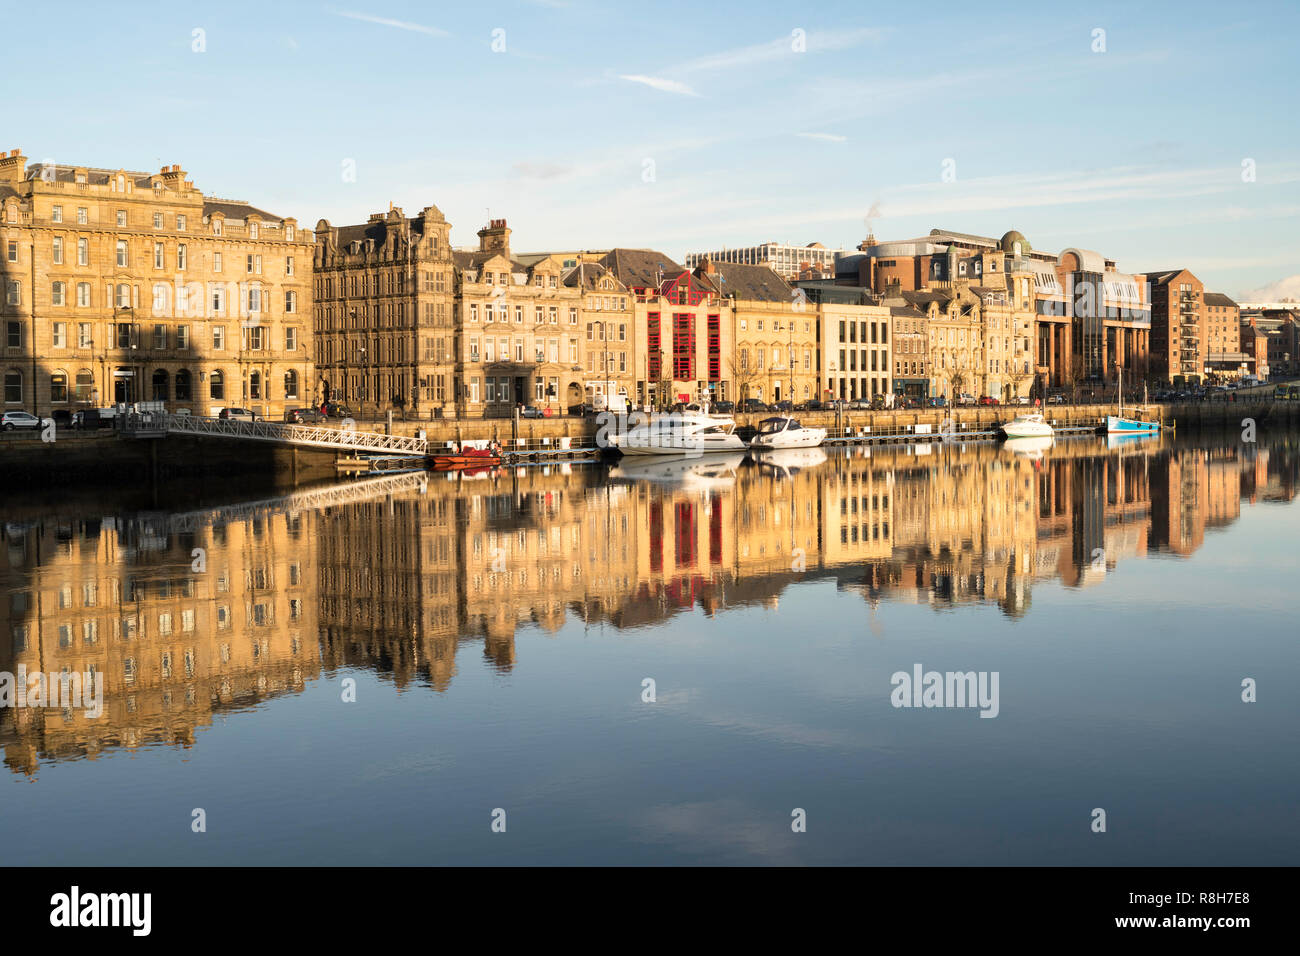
top-left (749, 416), bottom-right (827, 449)
top-left (607, 407), bottom-right (746, 456)
top-left (1000, 413), bottom-right (1054, 439)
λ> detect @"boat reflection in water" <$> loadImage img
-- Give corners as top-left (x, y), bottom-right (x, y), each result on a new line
top-left (1001, 435), bottom-right (1055, 462)
top-left (1, 433), bottom-right (1297, 777)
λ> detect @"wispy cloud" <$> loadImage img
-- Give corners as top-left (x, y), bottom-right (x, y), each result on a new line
top-left (618, 74), bottom-right (700, 97)
top-left (675, 27), bottom-right (884, 75)
top-left (335, 11), bottom-right (448, 37)
top-left (797, 132), bottom-right (846, 143)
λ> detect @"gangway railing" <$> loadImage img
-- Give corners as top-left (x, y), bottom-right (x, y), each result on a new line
top-left (155, 413), bottom-right (427, 454)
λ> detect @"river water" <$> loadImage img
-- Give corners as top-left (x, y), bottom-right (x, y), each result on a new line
top-left (2, 429), bottom-right (1297, 864)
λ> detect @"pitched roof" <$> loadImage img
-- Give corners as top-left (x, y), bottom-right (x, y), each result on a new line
top-left (203, 199), bottom-right (284, 221)
top-left (598, 248), bottom-right (683, 288)
top-left (563, 262), bottom-right (627, 292)
top-left (1142, 269), bottom-right (1188, 285)
top-left (701, 261), bottom-right (792, 302)
top-left (1203, 292), bottom-right (1238, 308)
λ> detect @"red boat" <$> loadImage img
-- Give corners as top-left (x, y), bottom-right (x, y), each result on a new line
top-left (430, 445), bottom-right (503, 470)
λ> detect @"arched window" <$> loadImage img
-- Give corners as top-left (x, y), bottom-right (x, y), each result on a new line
top-left (50, 371), bottom-right (69, 403)
top-left (284, 369), bottom-right (299, 399)
top-left (151, 369), bottom-right (169, 401)
top-left (175, 369), bottom-right (191, 401)
top-left (75, 369), bottom-right (94, 402)
top-left (4, 370), bottom-right (22, 404)
top-left (209, 370), bottom-right (224, 400)
top-left (116, 283), bottom-right (131, 308)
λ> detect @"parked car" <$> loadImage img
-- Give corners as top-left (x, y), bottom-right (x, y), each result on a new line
top-left (978, 395), bottom-right (1000, 406)
top-left (285, 407), bottom-right (325, 424)
top-left (902, 397), bottom-right (922, 409)
top-left (824, 400), bottom-right (845, 411)
top-left (1, 411), bottom-right (41, 431)
top-left (1046, 394), bottom-right (1067, 405)
top-left (322, 402), bottom-right (353, 419)
top-left (741, 399), bottom-right (770, 413)
top-left (711, 400), bottom-right (736, 414)
top-left (520, 405), bottom-right (545, 418)
top-left (955, 393), bottom-right (977, 407)
top-left (218, 407), bottom-right (257, 422)
top-left (1014, 395), bottom-right (1031, 405)
top-left (927, 395), bottom-right (947, 408)
top-left (772, 400), bottom-right (794, 413)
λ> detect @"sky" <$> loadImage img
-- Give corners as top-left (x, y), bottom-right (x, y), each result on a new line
top-left (4, 0), bottom-right (1298, 300)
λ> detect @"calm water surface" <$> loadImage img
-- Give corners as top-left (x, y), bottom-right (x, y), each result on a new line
top-left (2, 431), bottom-right (1297, 865)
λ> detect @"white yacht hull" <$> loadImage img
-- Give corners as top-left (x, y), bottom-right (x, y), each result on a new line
top-left (1000, 418), bottom-right (1054, 439)
top-left (750, 427), bottom-right (827, 449)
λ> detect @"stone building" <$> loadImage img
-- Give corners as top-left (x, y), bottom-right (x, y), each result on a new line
top-left (452, 221), bottom-right (588, 416)
top-left (699, 258), bottom-right (818, 406)
top-left (312, 204), bottom-right (455, 417)
top-left (598, 249), bottom-right (733, 408)
top-left (1, 148), bottom-right (313, 419)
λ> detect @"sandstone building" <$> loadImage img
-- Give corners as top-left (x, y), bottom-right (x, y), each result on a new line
top-left (1, 148), bottom-right (314, 420)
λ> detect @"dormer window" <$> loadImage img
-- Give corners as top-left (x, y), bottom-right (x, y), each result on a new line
top-left (285, 225), bottom-right (294, 242)
top-left (116, 175), bottom-right (124, 192)
top-left (249, 223), bottom-right (259, 239)
top-left (213, 218), bottom-right (222, 236)
top-left (75, 173), bottom-right (86, 185)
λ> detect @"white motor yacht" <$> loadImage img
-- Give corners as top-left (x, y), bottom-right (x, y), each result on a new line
top-left (749, 416), bottom-right (827, 450)
top-left (999, 413), bottom-right (1054, 439)
top-left (607, 408), bottom-right (746, 456)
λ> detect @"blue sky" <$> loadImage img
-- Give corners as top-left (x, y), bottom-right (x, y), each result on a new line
top-left (5, 0), bottom-right (1298, 299)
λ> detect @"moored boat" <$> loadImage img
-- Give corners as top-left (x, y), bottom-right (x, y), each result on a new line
top-left (607, 407), bottom-right (746, 456)
top-left (1106, 365), bottom-right (1160, 434)
top-left (749, 416), bottom-right (827, 449)
top-left (999, 413), bottom-right (1054, 439)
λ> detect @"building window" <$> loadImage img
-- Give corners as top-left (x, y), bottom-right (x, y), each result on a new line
top-left (175, 369), bottom-right (191, 400)
top-left (52, 322), bottom-right (66, 348)
top-left (51, 281), bottom-right (66, 306)
top-left (52, 205), bottom-right (62, 223)
top-left (77, 237), bottom-right (88, 266)
top-left (76, 206), bottom-right (87, 224)
top-left (6, 281), bottom-right (20, 306)
top-left (52, 236), bottom-right (63, 264)
top-left (285, 290), bottom-right (297, 313)
top-left (249, 223), bottom-right (258, 240)
top-left (285, 327), bottom-right (297, 351)
top-left (176, 214), bottom-right (186, 231)
top-left (115, 284), bottom-right (131, 309)
top-left (77, 324), bottom-right (92, 348)
top-left (284, 370), bottom-right (299, 399)
top-left (176, 243), bottom-right (187, 270)
top-left (116, 210), bottom-right (127, 227)
top-left (286, 256), bottom-right (294, 276)
top-left (212, 326), bottom-right (225, 350)
top-left (209, 370), bottom-right (224, 400)
top-left (4, 371), bottom-right (22, 403)
top-left (116, 240), bottom-right (128, 268)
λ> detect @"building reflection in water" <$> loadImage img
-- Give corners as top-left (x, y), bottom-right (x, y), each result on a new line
top-left (2, 436), bottom-right (1296, 772)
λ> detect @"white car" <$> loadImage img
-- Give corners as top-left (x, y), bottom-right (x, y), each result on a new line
top-left (1, 411), bottom-right (41, 431)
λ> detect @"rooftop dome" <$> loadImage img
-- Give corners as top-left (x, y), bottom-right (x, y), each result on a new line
top-left (999, 230), bottom-right (1029, 253)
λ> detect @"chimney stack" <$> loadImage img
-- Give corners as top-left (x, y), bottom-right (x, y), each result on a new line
top-left (477, 218), bottom-right (511, 256)
top-left (0, 148), bottom-right (27, 182)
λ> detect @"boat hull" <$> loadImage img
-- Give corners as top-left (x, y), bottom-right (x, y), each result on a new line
top-left (750, 427), bottom-right (827, 449)
top-left (1106, 416), bottom-right (1159, 434)
top-left (613, 435), bottom-right (747, 455)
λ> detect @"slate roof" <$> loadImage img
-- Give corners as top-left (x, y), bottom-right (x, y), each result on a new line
top-left (1203, 292), bottom-right (1238, 308)
top-left (701, 261), bottom-right (792, 302)
top-left (203, 199), bottom-right (285, 222)
top-left (563, 262), bottom-right (627, 292)
top-left (598, 248), bottom-right (683, 288)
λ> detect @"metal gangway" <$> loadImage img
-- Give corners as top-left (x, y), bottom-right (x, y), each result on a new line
top-left (153, 412), bottom-right (428, 454)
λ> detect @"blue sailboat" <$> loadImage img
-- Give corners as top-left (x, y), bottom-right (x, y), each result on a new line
top-left (1106, 365), bottom-right (1160, 434)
